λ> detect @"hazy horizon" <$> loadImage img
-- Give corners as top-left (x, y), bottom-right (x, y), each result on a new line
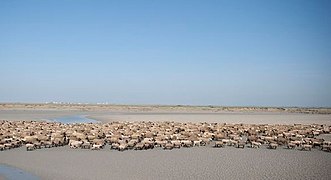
top-left (1, 1), bottom-right (331, 107)
top-left (1, 101), bottom-right (331, 108)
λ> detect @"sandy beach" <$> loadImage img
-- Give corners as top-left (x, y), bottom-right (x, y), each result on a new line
top-left (1, 104), bottom-right (331, 180)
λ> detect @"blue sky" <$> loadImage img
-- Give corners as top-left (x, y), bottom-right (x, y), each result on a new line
top-left (0, 0), bottom-right (330, 107)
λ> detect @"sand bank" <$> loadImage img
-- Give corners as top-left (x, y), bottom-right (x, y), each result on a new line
top-left (1, 110), bottom-right (331, 125)
top-left (88, 111), bottom-right (331, 125)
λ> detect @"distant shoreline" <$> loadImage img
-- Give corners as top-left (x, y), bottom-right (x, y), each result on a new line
top-left (0, 103), bottom-right (330, 114)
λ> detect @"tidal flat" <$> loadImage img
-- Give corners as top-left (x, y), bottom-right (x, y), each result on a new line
top-left (1, 104), bottom-right (331, 180)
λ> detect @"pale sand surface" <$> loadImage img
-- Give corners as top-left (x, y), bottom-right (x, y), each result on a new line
top-left (1, 110), bottom-right (331, 125)
top-left (89, 112), bottom-right (331, 125)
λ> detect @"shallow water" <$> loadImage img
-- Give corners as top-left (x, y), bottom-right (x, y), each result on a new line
top-left (51, 115), bottom-right (99, 124)
top-left (0, 164), bottom-right (39, 180)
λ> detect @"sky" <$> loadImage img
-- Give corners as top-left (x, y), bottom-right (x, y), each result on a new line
top-left (0, 0), bottom-right (330, 107)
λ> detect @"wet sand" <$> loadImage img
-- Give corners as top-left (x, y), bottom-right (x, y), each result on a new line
top-left (1, 146), bottom-right (330, 180)
top-left (0, 110), bottom-right (81, 121)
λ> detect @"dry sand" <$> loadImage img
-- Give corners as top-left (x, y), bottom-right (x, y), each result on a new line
top-left (1, 109), bottom-right (331, 125)
top-left (88, 111), bottom-right (331, 125)
top-left (1, 104), bottom-right (331, 179)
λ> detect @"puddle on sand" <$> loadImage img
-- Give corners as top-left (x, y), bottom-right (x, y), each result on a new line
top-left (0, 164), bottom-right (40, 180)
top-left (51, 115), bottom-right (99, 124)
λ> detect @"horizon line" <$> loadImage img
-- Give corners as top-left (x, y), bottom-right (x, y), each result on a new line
top-left (0, 102), bottom-right (330, 109)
